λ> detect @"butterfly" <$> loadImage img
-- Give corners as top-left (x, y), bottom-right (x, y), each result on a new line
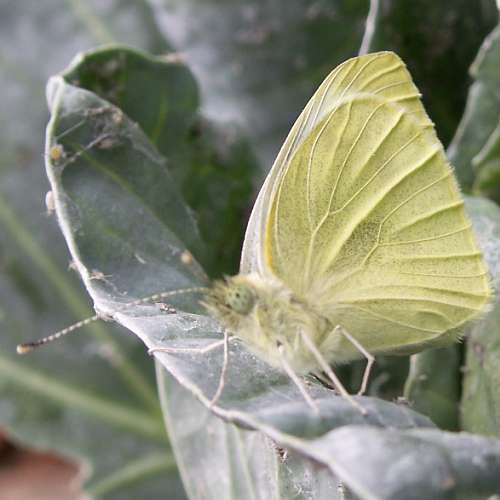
top-left (201, 51), bottom-right (491, 411)
top-left (19, 51), bottom-right (491, 414)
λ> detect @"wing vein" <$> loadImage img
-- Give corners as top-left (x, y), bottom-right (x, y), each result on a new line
top-left (391, 199), bottom-right (464, 235)
top-left (380, 168), bottom-right (450, 228)
top-left (290, 66), bottom-right (343, 165)
top-left (400, 270), bottom-right (488, 278)
top-left (324, 149), bottom-right (444, 271)
top-left (380, 223), bottom-right (472, 246)
top-left (398, 251), bottom-right (482, 261)
top-left (342, 284), bottom-right (487, 299)
top-left (305, 102), bottom-right (351, 230)
top-left (303, 102), bottom-right (353, 284)
top-left (346, 305), bottom-right (445, 334)
top-left (310, 64), bottom-right (344, 125)
top-left (324, 102), bottom-right (386, 217)
top-left (394, 93), bottom-right (421, 102)
top-left (331, 118), bottom-right (423, 215)
top-left (356, 59), bottom-right (404, 92)
top-left (372, 80), bottom-right (410, 94)
top-left (341, 296), bottom-right (482, 311)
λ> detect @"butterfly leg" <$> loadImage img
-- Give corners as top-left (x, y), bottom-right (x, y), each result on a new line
top-left (148, 337), bottom-right (229, 355)
top-left (312, 372), bottom-right (336, 391)
top-left (149, 332), bottom-right (232, 407)
top-left (277, 343), bottom-right (319, 414)
top-left (334, 325), bottom-right (375, 396)
top-left (300, 332), bottom-right (366, 415)
top-left (209, 329), bottom-right (230, 407)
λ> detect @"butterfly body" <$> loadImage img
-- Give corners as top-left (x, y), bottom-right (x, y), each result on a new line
top-left (205, 274), bottom-right (336, 373)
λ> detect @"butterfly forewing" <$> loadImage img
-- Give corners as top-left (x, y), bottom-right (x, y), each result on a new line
top-left (241, 51), bottom-right (430, 276)
top-left (258, 52), bottom-right (490, 356)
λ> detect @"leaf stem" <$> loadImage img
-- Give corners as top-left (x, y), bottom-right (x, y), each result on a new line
top-left (0, 194), bottom-right (160, 414)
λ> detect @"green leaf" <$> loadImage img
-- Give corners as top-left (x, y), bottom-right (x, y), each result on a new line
top-left (404, 346), bottom-right (461, 431)
top-left (158, 367), bottom-right (342, 500)
top-left (158, 366), bottom-right (500, 499)
top-left (461, 197), bottom-right (500, 436)
top-left (361, 0), bottom-right (497, 147)
top-left (46, 40), bottom-right (500, 499)
top-left (0, 1), bottom-right (186, 498)
top-left (473, 120), bottom-right (500, 202)
top-left (60, 45), bottom-right (256, 276)
top-left (147, 0), bottom-right (370, 166)
top-left (447, 7), bottom-right (500, 191)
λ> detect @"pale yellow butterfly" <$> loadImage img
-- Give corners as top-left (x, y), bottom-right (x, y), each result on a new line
top-left (202, 51), bottom-right (491, 411)
top-left (19, 51), bottom-right (491, 415)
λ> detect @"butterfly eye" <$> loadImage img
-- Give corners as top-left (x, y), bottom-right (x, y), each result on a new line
top-left (225, 285), bottom-right (255, 315)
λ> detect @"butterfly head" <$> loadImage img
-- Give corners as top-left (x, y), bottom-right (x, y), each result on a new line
top-left (202, 275), bottom-right (257, 329)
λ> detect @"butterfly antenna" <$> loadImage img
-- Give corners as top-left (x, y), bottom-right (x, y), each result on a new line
top-left (17, 315), bottom-right (100, 354)
top-left (16, 286), bottom-right (209, 355)
top-left (127, 286), bottom-right (209, 307)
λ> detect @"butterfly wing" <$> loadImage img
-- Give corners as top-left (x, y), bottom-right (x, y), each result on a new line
top-left (245, 51), bottom-right (491, 355)
top-left (241, 51), bottom-right (433, 276)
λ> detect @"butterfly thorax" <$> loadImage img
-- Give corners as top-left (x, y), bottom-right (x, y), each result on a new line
top-left (203, 273), bottom-right (333, 374)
